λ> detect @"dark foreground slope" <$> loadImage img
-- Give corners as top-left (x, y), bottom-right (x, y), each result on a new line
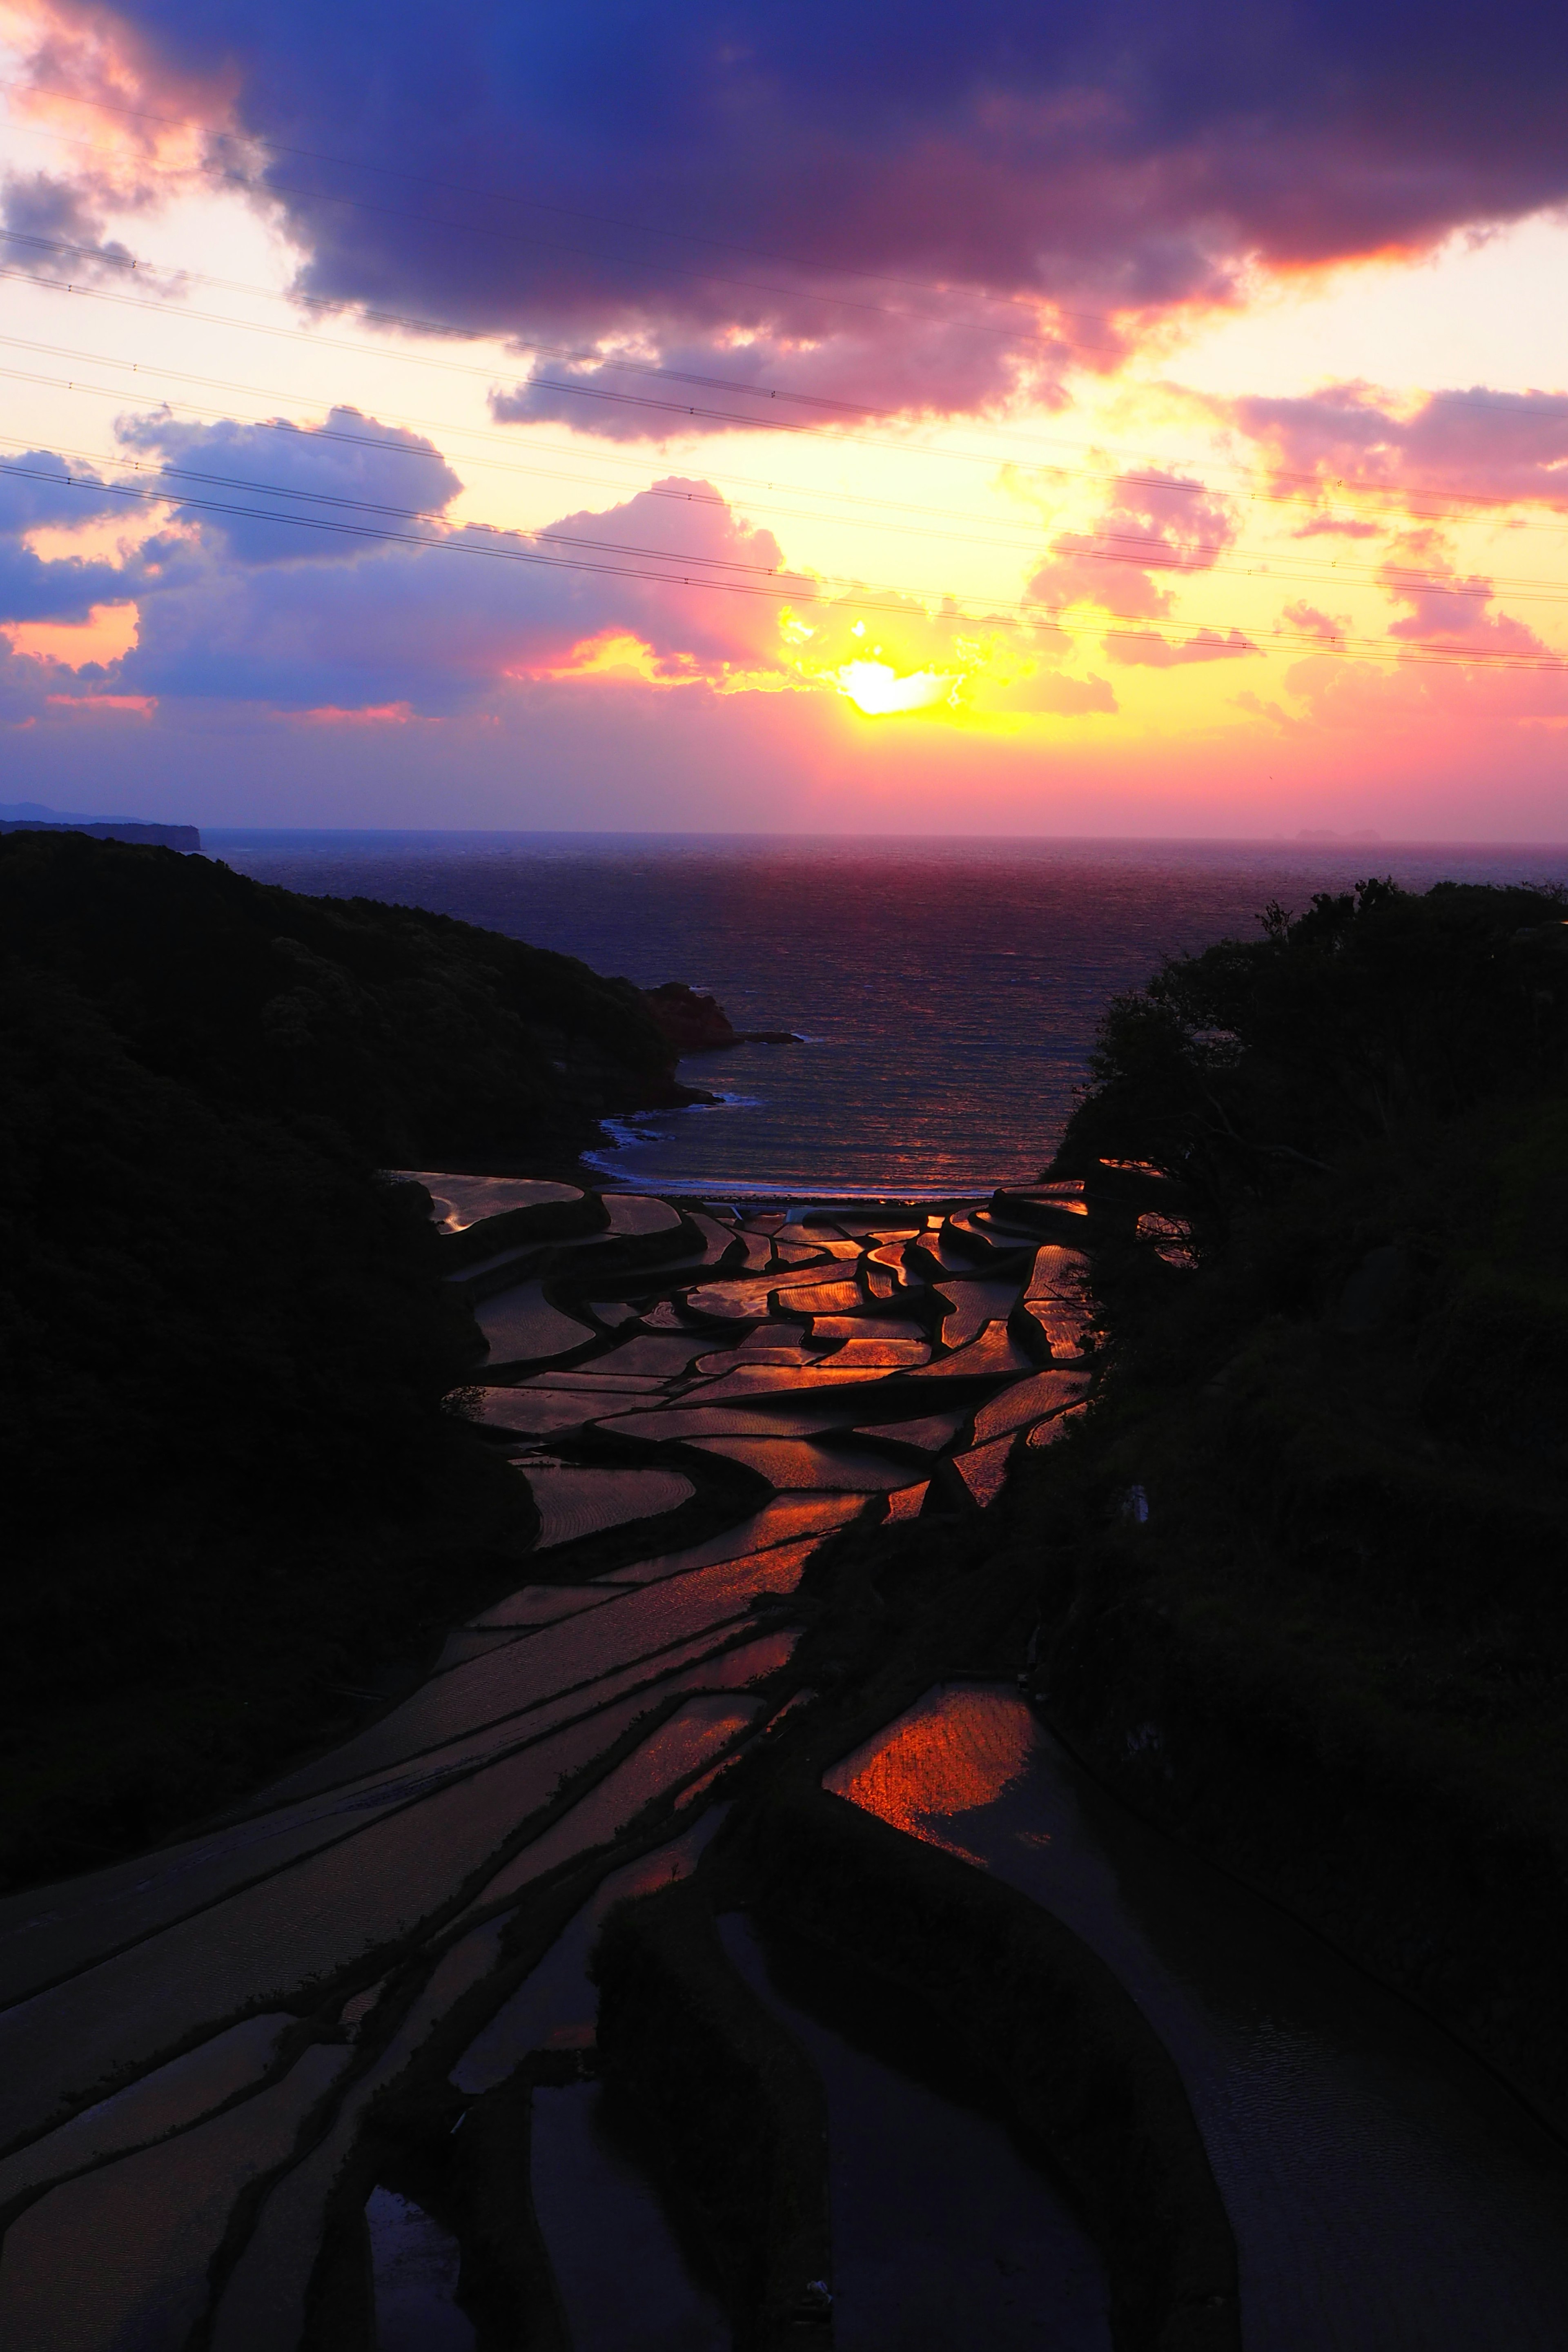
top-left (0, 833), bottom-right (680, 1888)
top-left (1012, 878), bottom-right (1568, 2118)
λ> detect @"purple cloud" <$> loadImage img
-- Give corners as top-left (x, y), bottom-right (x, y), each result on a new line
top-left (117, 474), bottom-right (797, 710)
top-left (18, 2), bottom-right (1568, 419)
top-left (0, 452), bottom-right (140, 623)
top-left (1233, 383), bottom-right (1568, 511)
top-left (112, 408), bottom-right (465, 564)
top-left (1378, 532), bottom-right (1550, 657)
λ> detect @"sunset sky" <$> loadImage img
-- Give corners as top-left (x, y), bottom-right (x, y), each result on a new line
top-left (2, 2), bottom-right (1567, 834)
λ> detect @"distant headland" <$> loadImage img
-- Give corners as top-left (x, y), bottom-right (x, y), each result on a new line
top-left (0, 799), bottom-right (200, 852)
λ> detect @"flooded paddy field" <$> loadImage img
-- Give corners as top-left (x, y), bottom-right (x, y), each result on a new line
top-left (1, 1170), bottom-right (1561, 2348)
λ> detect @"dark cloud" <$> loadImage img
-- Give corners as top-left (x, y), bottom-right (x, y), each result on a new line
top-left (26, 2), bottom-right (1568, 419)
top-left (491, 317), bottom-right (1073, 441)
top-left (0, 541), bottom-right (133, 624)
top-left (0, 168), bottom-right (141, 283)
top-left (114, 408), bottom-right (465, 564)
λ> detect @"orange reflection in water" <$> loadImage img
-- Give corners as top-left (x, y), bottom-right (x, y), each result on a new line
top-left (824, 1686), bottom-right (1036, 1857)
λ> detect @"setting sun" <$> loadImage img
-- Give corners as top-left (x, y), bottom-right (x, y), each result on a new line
top-left (835, 661), bottom-right (958, 717)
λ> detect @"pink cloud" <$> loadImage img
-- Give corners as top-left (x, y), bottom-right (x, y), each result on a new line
top-left (1231, 384), bottom-right (1568, 515)
top-left (1279, 601), bottom-right (1350, 645)
top-left (44, 688), bottom-right (155, 713)
top-left (1379, 532), bottom-right (1552, 660)
top-left (1027, 471), bottom-right (1238, 621)
top-left (287, 700), bottom-right (425, 726)
top-left (1103, 624), bottom-right (1257, 668)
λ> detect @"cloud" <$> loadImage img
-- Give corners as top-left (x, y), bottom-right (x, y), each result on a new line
top-left (1292, 514), bottom-right (1383, 540)
top-left (1104, 624), bottom-right (1257, 667)
top-left (1277, 648), bottom-right (1568, 738)
top-left (0, 3), bottom-right (241, 280)
top-left (1027, 470), bottom-right (1237, 620)
top-left (1232, 383), bottom-right (1568, 513)
top-left (0, 451), bottom-right (142, 622)
top-left (0, 167), bottom-right (140, 282)
top-left (1378, 530), bottom-right (1551, 659)
top-left (1279, 600), bottom-right (1349, 644)
top-left (116, 474), bottom-right (799, 710)
top-left (0, 450), bottom-right (126, 537)
top-left (13, 1), bottom-right (1568, 419)
top-left (491, 316), bottom-right (1074, 441)
top-left (113, 408), bottom-right (466, 564)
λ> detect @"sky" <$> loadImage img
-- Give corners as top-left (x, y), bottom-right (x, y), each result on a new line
top-left (1, 2), bottom-right (1567, 835)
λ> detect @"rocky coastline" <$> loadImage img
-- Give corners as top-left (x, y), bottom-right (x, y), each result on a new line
top-left (642, 978), bottom-right (803, 1055)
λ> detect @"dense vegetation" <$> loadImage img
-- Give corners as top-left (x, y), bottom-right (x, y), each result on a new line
top-left (0, 832), bottom-right (679, 1887)
top-left (1025, 878), bottom-right (1568, 2114)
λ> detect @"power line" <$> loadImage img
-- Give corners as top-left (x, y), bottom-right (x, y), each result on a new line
top-left (7, 450), bottom-right (1564, 673)
top-left (0, 230), bottom-right (891, 416)
top-left (0, 78), bottom-right (1133, 347)
top-left (6, 102), bottom-right (1568, 485)
top-left (16, 368), bottom-right (1568, 617)
top-left (8, 321), bottom-right (1568, 598)
top-left (7, 235), bottom-right (1568, 581)
top-left (5, 226), bottom-right (1567, 550)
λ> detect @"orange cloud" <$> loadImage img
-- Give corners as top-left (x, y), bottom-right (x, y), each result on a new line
top-left (7, 601), bottom-right (139, 666)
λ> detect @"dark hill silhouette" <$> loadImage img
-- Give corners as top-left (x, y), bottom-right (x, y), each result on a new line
top-left (0, 833), bottom-right (686, 1883)
top-left (1020, 876), bottom-right (1568, 2119)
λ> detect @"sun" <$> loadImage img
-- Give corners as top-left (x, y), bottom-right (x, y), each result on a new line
top-left (836, 661), bottom-right (958, 717)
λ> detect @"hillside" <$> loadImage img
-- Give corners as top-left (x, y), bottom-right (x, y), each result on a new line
top-left (0, 833), bottom-right (683, 1884)
top-left (1011, 877), bottom-right (1568, 2116)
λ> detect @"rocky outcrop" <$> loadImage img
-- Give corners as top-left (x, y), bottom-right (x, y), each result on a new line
top-left (643, 980), bottom-right (800, 1054)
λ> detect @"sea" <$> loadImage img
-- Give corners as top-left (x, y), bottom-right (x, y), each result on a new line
top-left (206, 833), bottom-right (1568, 1199)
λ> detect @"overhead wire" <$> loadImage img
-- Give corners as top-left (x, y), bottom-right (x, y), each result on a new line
top-left (5, 102), bottom-right (1568, 512)
top-left (11, 360), bottom-right (1568, 617)
top-left (18, 323), bottom-right (1560, 592)
top-left (0, 133), bottom-right (1565, 673)
top-left (0, 79), bottom-right (1133, 347)
top-left (12, 76), bottom-right (1568, 461)
top-left (6, 446), bottom-right (1564, 673)
top-left (4, 225), bottom-right (1568, 543)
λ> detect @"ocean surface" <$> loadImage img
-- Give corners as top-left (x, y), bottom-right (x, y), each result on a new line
top-left (207, 833), bottom-right (1568, 1197)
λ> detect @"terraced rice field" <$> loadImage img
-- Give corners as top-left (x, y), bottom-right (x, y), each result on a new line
top-left (3, 1176), bottom-right (1560, 2349)
top-left (0, 1177), bottom-right (1095, 2349)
